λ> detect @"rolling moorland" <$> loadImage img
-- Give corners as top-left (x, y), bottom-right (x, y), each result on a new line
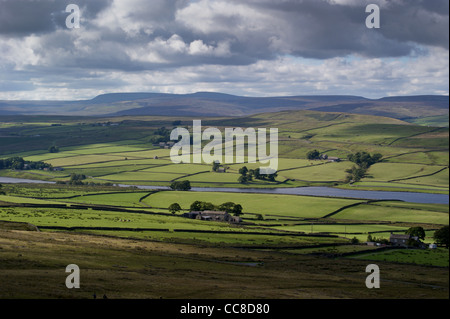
top-left (0, 98), bottom-right (448, 299)
top-left (1, 93), bottom-right (448, 126)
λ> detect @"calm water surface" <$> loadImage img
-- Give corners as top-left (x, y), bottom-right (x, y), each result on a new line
top-left (0, 177), bottom-right (447, 205)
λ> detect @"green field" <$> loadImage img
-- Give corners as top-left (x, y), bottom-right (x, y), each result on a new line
top-left (142, 190), bottom-right (361, 218)
top-left (1, 184), bottom-right (447, 250)
top-left (0, 111), bottom-right (448, 299)
top-left (1, 111), bottom-right (448, 192)
top-left (332, 202), bottom-right (448, 225)
top-left (350, 248), bottom-right (449, 267)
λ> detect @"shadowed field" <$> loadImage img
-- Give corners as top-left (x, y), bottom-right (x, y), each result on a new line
top-left (0, 228), bottom-right (448, 299)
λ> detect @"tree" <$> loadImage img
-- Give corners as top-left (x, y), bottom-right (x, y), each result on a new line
top-left (48, 145), bottom-right (59, 153)
top-left (372, 153), bottom-right (383, 163)
top-left (219, 202), bottom-right (236, 213)
top-left (249, 168), bottom-right (261, 180)
top-left (405, 226), bottom-right (426, 240)
top-left (232, 204), bottom-right (243, 216)
top-left (245, 168), bottom-right (277, 182)
top-left (168, 203), bottom-right (182, 214)
top-left (218, 202), bottom-right (243, 216)
top-left (212, 161), bottom-right (221, 172)
top-left (433, 225), bottom-right (449, 248)
top-left (68, 173), bottom-right (87, 185)
top-left (238, 175), bottom-right (248, 184)
top-left (347, 152), bottom-right (383, 169)
top-left (307, 150), bottom-right (321, 160)
top-left (266, 172), bottom-right (278, 182)
top-left (239, 166), bottom-right (248, 176)
top-left (201, 202), bottom-right (215, 211)
top-left (0, 184), bottom-right (4, 195)
top-left (190, 201), bottom-right (203, 211)
top-left (189, 201), bottom-right (215, 211)
top-left (345, 166), bottom-right (367, 182)
top-left (170, 180), bottom-right (191, 191)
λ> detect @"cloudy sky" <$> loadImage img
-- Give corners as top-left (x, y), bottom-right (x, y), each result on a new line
top-left (0, 0), bottom-right (448, 100)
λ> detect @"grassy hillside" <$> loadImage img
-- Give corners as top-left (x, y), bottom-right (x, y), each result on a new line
top-left (0, 107), bottom-right (448, 299)
top-left (0, 229), bottom-right (447, 299)
top-left (1, 93), bottom-right (447, 122)
top-left (1, 110), bottom-right (448, 194)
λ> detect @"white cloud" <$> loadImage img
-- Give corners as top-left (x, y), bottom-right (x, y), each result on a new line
top-left (0, 0), bottom-right (448, 100)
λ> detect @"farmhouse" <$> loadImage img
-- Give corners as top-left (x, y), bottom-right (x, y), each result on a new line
top-left (155, 141), bottom-right (176, 149)
top-left (327, 157), bottom-right (341, 163)
top-left (199, 211), bottom-right (229, 221)
top-left (320, 154), bottom-right (341, 162)
top-left (389, 234), bottom-right (411, 247)
top-left (217, 167), bottom-right (226, 173)
top-left (182, 211), bottom-right (242, 224)
top-left (389, 233), bottom-right (426, 248)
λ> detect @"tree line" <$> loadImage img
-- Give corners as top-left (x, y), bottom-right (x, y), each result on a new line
top-left (345, 152), bottom-right (383, 183)
top-left (238, 166), bottom-right (277, 183)
top-left (56, 173), bottom-right (114, 187)
top-left (0, 157), bottom-right (52, 171)
top-left (168, 200), bottom-right (243, 216)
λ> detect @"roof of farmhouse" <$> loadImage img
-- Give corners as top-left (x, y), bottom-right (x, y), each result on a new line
top-left (191, 211), bottom-right (228, 215)
top-left (390, 234), bottom-right (412, 240)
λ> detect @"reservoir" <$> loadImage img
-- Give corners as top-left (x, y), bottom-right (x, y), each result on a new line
top-left (1, 177), bottom-right (446, 205)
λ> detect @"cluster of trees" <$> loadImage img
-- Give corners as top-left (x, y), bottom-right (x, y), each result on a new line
top-left (0, 183), bottom-right (4, 195)
top-left (66, 173), bottom-right (87, 185)
top-left (192, 200), bottom-right (243, 216)
top-left (345, 152), bottom-right (382, 183)
top-left (48, 146), bottom-right (59, 153)
top-left (0, 157), bottom-right (52, 171)
top-left (344, 166), bottom-right (368, 183)
top-left (347, 152), bottom-right (383, 169)
top-left (168, 200), bottom-right (244, 216)
top-left (170, 180), bottom-right (191, 191)
top-left (306, 150), bottom-right (321, 160)
top-left (405, 225), bottom-right (449, 248)
top-left (238, 166), bottom-right (277, 184)
top-left (149, 127), bottom-right (172, 144)
top-left (434, 225), bottom-right (449, 248)
top-left (56, 173), bottom-right (116, 187)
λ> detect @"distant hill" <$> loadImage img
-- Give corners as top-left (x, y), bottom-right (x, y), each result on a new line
top-left (0, 92), bottom-right (448, 125)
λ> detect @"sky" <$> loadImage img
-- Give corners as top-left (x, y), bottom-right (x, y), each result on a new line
top-left (0, 0), bottom-right (448, 100)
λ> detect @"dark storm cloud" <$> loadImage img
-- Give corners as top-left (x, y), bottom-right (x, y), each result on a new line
top-left (0, 0), bottom-right (448, 99)
top-left (380, 0), bottom-right (449, 49)
top-left (1, 0), bottom-right (447, 65)
top-left (227, 0), bottom-right (449, 59)
top-left (0, 0), bottom-right (112, 36)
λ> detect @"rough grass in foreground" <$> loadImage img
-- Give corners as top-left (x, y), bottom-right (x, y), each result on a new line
top-left (0, 229), bottom-right (448, 299)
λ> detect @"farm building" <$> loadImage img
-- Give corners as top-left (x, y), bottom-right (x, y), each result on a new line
top-left (217, 167), bottom-right (226, 173)
top-left (320, 154), bottom-right (341, 162)
top-left (389, 233), bottom-right (426, 248)
top-left (182, 211), bottom-right (241, 224)
top-left (327, 157), bottom-right (341, 162)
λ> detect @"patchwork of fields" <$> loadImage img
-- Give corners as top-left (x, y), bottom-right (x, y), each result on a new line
top-left (0, 111), bottom-right (448, 299)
